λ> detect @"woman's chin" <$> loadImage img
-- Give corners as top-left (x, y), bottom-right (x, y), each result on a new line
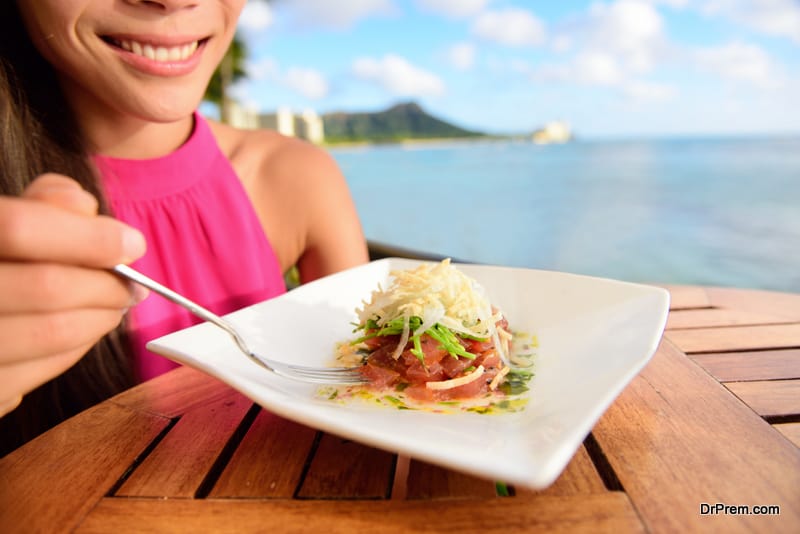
top-left (129, 96), bottom-right (206, 124)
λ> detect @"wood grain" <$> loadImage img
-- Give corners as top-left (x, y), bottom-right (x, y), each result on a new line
top-left (295, 434), bottom-right (396, 499)
top-left (666, 308), bottom-right (791, 330)
top-left (0, 403), bottom-right (168, 534)
top-left (774, 423), bottom-right (800, 448)
top-left (111, 366), bottom-right (236, 418)
top-left (592, 340), bottom-right (800, 532)
top-left (667, 323), bottom-right (800, 354)
top-left (405, 460), bottom-right (498, 499)
top-left (661, 285), bottom-right (710, 310)
top-left (210, 410), bottom-right (318, 498)
top-left (706, 287), bottom-right (800, 321)
top-left (115, 388), bottom-right (253, 497)
top-left (725, 380), bottom-right (800, 418)
top-left (691, 349), bottom-right (800, 382)
top-left (514, 445), bottom-right (606, 497)
top-left (75, 494), bottom-right (644, 533)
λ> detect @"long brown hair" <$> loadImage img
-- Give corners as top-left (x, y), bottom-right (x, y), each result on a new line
top-left (0, 2), bottom-right (135, 457)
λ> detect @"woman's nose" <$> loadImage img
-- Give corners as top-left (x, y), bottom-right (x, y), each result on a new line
top-left (123, 0), bottom-right (199, 14)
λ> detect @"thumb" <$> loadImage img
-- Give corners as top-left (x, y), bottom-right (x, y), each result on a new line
top-left (22, 174), bottom-right (100, 216)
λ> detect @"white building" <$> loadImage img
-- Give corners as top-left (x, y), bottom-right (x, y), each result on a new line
top-left (225, 101), bottom-right (260, 130)
top-left (532, 121), bottom-right (572, 144)
top-left (297, 109), bottom-right (325, 145)
top-left (258, 107), bottom-right (325, 144)
top-left (224, 103), bottom-right (326, 144)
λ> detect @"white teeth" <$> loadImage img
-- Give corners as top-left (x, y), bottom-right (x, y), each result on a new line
top-left (117, 39), bottom-right (198, 62)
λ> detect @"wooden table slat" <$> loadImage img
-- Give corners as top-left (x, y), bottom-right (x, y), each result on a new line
top-left (295, 434), bottom-right (396, 499)
top-left (111, 366), bottom-right (238, 418)
top-left (774, 422), bottom-right (800, 448)
top-left (665, 308), bottom-right (792, 330)
top-left (592, 340), bottom-right (800, 532)
top-left (405, 460), bottom-right (498, 499)
top-left (0, 403), bottom-right (170, 534)
top-left (660, 285), bottom-right (711, 310)
top-left (725, 379), bottom-right (800, 419)
top-left (515, 444), bottom-right (607, 497)
top-left (666, 323), bottom-right (800, 354)
top-left (209, 410), bottom-right (318, 498)
top-left (706, 287), bottom-right (800, 321)
top-left (691, 349), bottom-right (800, 382)
top-left (115, 389), bottom-right (253, 498)
top-left (74, 494), bottom-right (645, 533)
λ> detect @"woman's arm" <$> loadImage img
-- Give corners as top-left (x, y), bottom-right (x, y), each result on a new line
top-left (291, 146), bottom-right (369, 283)
top-left (212, 123), bottom-right (369, 283)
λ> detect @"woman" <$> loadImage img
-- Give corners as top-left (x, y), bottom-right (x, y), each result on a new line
top-left (0, 0), bottom-right (368, 455)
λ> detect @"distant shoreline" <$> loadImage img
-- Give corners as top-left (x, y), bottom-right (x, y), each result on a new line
top-left (324, 134), bottom-right (524, 149)
top-left (323, 131), bottom-right (800, 149)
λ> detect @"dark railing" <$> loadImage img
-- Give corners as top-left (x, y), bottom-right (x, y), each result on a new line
top-left (367, 240), bottom-right (457, 262)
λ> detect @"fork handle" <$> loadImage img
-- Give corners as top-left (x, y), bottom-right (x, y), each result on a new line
top-left (112, 264), bottom-right (249, 353)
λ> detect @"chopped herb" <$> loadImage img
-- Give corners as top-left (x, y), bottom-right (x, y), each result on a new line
top-left (495, 482), bottom-right (511, 497)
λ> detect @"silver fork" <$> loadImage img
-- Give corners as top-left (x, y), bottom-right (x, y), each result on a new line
top-left (112, 264), bottom-right (366, 385)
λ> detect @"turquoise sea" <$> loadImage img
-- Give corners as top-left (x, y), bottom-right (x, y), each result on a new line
top-left (332, 136), bottom-right (800, 293)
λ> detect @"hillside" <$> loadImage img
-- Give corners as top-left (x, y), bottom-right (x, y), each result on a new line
top-left (321, 102), bottom-right (484, 143)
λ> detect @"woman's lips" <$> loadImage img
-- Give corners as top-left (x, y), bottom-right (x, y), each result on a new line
top-left (117, 38), bottom-right (199, 62)
top-left (102, 36), bottom-right (208, 76)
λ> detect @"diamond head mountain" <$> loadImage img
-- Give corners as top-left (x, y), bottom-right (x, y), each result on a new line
top-left (321, 102), bottom-right (485, 144)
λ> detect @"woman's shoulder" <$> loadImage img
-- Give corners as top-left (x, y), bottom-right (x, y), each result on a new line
top-left (203, 117), bottom-right (366, 279)
top-left (205, 118), bottom-right (340, 188)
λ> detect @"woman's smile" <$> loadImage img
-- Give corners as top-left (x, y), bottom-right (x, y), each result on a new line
top-left (101, 34), bottom-right (209, 76)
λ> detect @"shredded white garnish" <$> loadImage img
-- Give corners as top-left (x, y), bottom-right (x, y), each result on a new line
top-left (357, 259), bottom-right (507, 361)
top-left (489, 365), bottom-right (510, 390)
top-left (426, 365), bottom-right (485, 390)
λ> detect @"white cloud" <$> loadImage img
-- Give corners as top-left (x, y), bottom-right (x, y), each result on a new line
top-left (573, 52), bottom-right (624, 85)
top-left (535, 51), bottom-right (678, 103)
top-left (702, 0), bottom-right (800, 44)
top-left (352, 54), bottom-right (446, 96)
top-left (237, 0), bottom-right (274, 32)
top-left (240, 58), bottom-right (329, 100)
top-left (622, 80), bottom-right (677, 101)
top-left (245, 57), bottom-right (278, 80)
top-left (694, 41), bottom-right (784, 88)
top-left (648, 0), bottom-right (689, 7)
top-left (585, 0), bottom-right (666, 72)
top-left (284, 67), bottom-right (330, 99)
top-left (471, 8), bottom-right (547, 47)
top-left (536, 52), bottom-right (623, 86)
top-left (273, 0), bottom-right (397, 30)
top-left (532, 0), bottom-right (678, 103)
top-left (444, 42), bottom-right (476, 70)
top-left (415, 0), bottom-right (490, 19)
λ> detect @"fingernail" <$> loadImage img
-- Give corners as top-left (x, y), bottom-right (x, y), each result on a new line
top-left (122, 227), bottom-right (147, 262)
top-left (130, 283), bottom-right (150, 305)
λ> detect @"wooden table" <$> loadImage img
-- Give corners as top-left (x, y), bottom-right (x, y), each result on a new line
top-left (1, 286), bottom-right (799, 533)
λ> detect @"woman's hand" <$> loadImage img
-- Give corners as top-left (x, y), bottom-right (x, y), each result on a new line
top-left (0, 174), bottom-right (147, 416)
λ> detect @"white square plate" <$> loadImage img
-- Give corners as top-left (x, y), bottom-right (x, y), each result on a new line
top-left (147, 258), bottom-right (669, 489)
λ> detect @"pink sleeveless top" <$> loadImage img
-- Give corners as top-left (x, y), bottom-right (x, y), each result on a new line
top-left (95, 114), bottom-right (286, 381)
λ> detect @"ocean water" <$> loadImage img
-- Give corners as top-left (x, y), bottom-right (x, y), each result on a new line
top-left (331, 136), bottom-right (800, 293)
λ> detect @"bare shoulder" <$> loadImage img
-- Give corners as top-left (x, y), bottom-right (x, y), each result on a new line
top-left (206, 119), bottom-right (337, 187)
top-left (206, 118), bottom-right (367, 279)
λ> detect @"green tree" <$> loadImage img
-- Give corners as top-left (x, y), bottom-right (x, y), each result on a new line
top-left (204, 33), bottom-right (248, 123)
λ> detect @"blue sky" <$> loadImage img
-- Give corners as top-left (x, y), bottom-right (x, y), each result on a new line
top-left (230, 0), bottom-right (800, 138)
